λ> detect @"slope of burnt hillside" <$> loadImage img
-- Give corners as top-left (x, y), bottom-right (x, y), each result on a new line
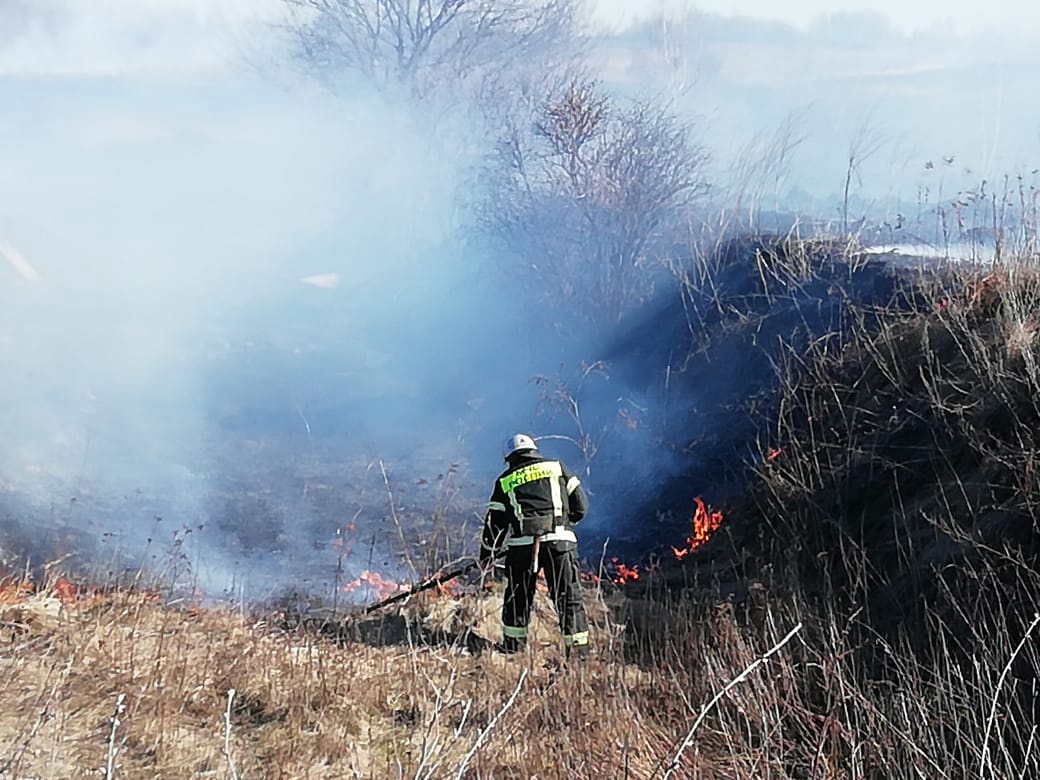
top-left (586, 235), bottom-right (927, 557)
top-left (735, 263), bottom-right (1040, 641)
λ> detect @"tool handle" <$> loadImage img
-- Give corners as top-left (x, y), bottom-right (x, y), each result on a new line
top-left (361, 562), bottom-right (476, 614)
top-left (360, 550), bottom-right (507, 614)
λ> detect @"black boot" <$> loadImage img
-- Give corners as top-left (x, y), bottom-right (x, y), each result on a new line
top-left (495, 637), bottom-right (526, 655)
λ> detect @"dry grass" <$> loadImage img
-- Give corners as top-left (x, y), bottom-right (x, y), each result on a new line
top-left (7, 237), bottom-right (1040, 778)
top-left (721, 237), bottom-right (1040, 777)
top-left (5, 564), bottom-right (1039, 779)
top-left (0, 577), bottom-right (695, 779)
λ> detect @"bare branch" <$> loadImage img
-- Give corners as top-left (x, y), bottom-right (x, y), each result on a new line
top-left (484, 77), bottom-right (708, 323)
top-left (453, 668), bottom-right (528, 779)
top-left (660, 622), bottom-right (804, 779)
top-left (285, 0), bottom-right (584, 95)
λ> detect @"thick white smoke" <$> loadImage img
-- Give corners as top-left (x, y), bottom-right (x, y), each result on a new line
top-left (0, 3), bottom-right (512, 598)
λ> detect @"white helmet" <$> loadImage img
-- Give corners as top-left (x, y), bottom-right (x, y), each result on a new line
top-left (503, 433), bottom-right (537, 460)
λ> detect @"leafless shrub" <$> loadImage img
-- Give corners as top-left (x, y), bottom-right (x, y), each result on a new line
top-left (481, 76), bottom-right (709, 325)
top-left (283, 0), bottom-right (584, 97)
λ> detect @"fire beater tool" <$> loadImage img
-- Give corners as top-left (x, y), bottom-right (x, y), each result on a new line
top-left (362, 551), bottom-right (506, 614)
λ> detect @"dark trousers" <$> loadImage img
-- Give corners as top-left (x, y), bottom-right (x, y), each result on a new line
top-left (501, 541), bottom-right (589, 650)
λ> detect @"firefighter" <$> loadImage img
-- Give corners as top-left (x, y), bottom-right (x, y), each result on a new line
top-left (480, 433), bottom-right (590, 658)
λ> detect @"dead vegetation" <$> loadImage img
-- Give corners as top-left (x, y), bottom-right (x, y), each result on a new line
top-left (0, 573), bottom-right (707, 779)
top-left (5, 552), bottom-right (1036, 779)
top-left (725, 238), bottom-right (1040, 777)
top-left (6, 240), bottom-right (1040, 778)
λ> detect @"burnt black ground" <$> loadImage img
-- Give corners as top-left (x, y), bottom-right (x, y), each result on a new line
top-left (580, 237), bottom-right (927, 560)
top-left (610, 242), bottom-right (1040, 675)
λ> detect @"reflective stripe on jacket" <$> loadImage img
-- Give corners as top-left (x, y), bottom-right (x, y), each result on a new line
top-left (480, 449), bottom-right (587, 561)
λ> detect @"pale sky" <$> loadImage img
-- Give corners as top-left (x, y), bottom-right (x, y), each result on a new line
top-left (2, 0), bottom-right (1036, 183)
top-left (592, 0), bottom-right (1038, 36)
top-left (34, 0), bottom-right (1040, 37)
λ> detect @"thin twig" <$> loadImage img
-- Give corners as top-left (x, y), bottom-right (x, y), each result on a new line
top-left (660, 622), bottom-right (803, 779)
top-left (0, 651), bottom-right (77, 776)
top-left (380, 459), bottom-right (418, 578)
top-left (980, 613), bottom-right (1040, 778)
top-left (224, 688), bottom-right (240, 780)
top-left (453, 668), bottom-right (528, 780)
top-left (105, 693), bottom-right (127, 780)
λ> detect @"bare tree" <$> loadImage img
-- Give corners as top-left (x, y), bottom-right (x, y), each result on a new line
top-left (482, 77), bottom-right (709, 323)
top-left (283, 0), bottom-right (584, 96)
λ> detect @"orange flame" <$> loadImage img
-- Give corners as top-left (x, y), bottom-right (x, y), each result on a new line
top-left (53, 577), bottom-right (77, 603)
top-left (344, 570), bottom-right (407, 600)
top-left (436, 578), bottom-right (463, 597)
top-left (52, 577), bottom-right (109, 608)
top-left (0, 578), bottom-right (35, 605)
top-left (609, 557), bottom-right (642, 585)
top-left (0, 568), bottom-right (171, 613)
top-left (672, 497), bottom-right (724, 559)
